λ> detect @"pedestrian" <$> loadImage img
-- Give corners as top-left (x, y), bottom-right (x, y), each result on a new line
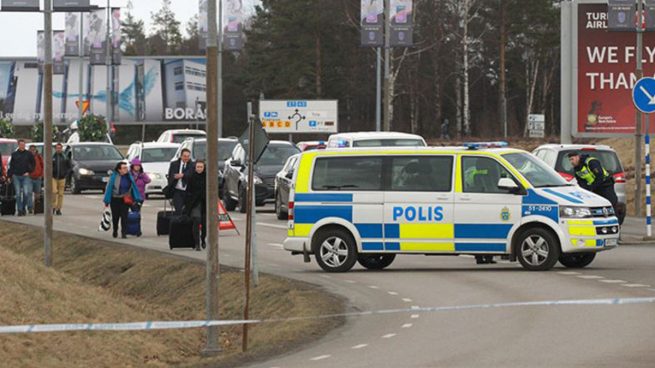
top-left (184, 160), bottom-right (207, 251)
top-left (167, 148), bottom-right (194, 214)
top-left (103, 161), bottom-right (142, 239)
top-left (130, 158), bottom-right (151, 203)
top-left (568, 152), bottom-right (619, 219)
top-left (7, 139), bottom-right (35, 216)
top-left (52, 143), bottom-right (71, 215)
top-left (29, 145), bottom-right (44, 213)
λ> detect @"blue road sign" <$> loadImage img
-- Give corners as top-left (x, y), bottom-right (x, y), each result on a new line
top-left (633, 77), bottom-right (655, 114)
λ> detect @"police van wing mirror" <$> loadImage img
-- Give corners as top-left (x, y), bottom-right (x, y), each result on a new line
top-left (498, 178), bottom-right (519, 193)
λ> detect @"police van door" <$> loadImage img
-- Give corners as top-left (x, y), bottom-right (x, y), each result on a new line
top-left (383, 155), bottom-right (455, 253)
top-left (454, 156), bottom-right (522, 253)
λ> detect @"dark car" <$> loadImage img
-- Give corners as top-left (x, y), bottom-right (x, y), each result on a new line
top-left (222, 141), bottom-right (300, 213)
top-left (66, 142), bottom-right (125, 194)
top-left (176, 137), bottom-right (239, 195)
top-left (274, 154), bottom-right (300, 220)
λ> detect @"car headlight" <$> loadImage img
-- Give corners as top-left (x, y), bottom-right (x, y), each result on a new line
top-left (560, 206), bottom-right (592, 218)
top-left (78, 168), bottom-right (94, 176)
top-left (149, 173), bottom-right (162, 180)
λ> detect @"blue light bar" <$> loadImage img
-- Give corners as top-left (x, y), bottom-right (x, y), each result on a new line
top-left (463, 141), bottom-right (509, 150)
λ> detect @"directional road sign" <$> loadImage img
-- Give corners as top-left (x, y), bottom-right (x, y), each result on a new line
top-left (633, 77), bottom-right (655, 114)
top-left (259, 100), bottom-right (338, 134)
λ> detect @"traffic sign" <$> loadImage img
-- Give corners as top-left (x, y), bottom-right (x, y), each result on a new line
top-left (528, 114), bottom-right (545, 138)
top-left (259, 100), bottom-right (338, 133)
top-left (632, 77), bottom-right (655, 114)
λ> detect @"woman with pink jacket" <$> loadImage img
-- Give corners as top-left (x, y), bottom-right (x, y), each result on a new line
top-left (130, 158), bottom-right (151, 201)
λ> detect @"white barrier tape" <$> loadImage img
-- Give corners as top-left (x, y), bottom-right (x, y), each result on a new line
top-left (1, 296), bottom-right (654, 334)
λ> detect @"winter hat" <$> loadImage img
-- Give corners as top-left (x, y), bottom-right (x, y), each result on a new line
top-left (130, 158), bottom-right (142, 167)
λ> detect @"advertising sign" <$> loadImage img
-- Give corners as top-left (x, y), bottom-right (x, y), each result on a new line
top-left (36, 31), bottom-right (44, 71)
top-left (390, 0), bottom-right (413, 47)
top-left (53, 31), bottom-right (66, 75)
top-left (53, 0), bottom-right (90, 12)
top-left (88, 8), bottom-right (106, 65)
top-left (82, 12), bottom-right (91, 56)
top-left (111, 8), bottom-right (122, 65)
top-left (646, 0), bottom-right (655, 31)
top-left (199, 0), bottom-right (208, 49)
top-left (1, 0), bottom-right (39, 12)
top-left (223, 0), bottom-right (244, 51)
top-left (259, 100), bottom-right (338, 133)
top-left (361, 0), bottom-right (384, 47)
top-left (607, 0), bottom-right (635, 32)
top-left (65, 12), bottom-right (80, 56)
top-left (573, 2), bottom-right (655, 136)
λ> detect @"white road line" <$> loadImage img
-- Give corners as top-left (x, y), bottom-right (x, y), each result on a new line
top-left (402, 323), bottom-right (413, 328)
top-left (622, 284), bottom-right (651, 288)
top-left (387, 291), bottom-right (398, 296)
top-left (411, 314), bottom-right (420, 319)
top-left (558, 271), bottom-right (581, 275)
top-left (351, 344), bottom-right (368, 350)
top-left (577, 275), bottom-right (604, 280)
top-left (344, 280), bottom-right (356, 284)
top-left (600, 279), bottom-right (627, 284)
top-left (368, 285), bottom-right (380, 289)
top-left (411, 305), bottom-right (420, 310)
top-left (382, 333), bottom-right (397, 339)
top-left (268, 243), bottom-right (284, 249)
top-left (402, 298), bottom-right (413, 303)
top-left (257, 222), bottom-right (287, 230)
top-left (310, 355), bottom-right (331, 361)
top-left (459, 254), bottom-right (474, 258)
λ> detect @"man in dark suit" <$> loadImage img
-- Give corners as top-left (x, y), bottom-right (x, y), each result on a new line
top-left (167, 148), bottom-right (194, 214)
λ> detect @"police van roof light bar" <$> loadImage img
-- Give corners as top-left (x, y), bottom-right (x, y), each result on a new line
top-left (463, 141), bottom-right (509, 150)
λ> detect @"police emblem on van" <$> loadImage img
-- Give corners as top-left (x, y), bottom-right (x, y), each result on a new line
top-left (501, 207), bottom-right (511, 222)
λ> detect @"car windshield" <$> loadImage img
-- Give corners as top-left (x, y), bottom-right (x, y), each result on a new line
top-left (141, 147), bottom-right (179, 163)
top-left (193, 140), bottom-right (238, 161)
top-left (256, 144), bottom-right (300, 166)
top-left (556, 150), bottom-right (623, 175)
top-left (0, 142), bottom-right (18, 155)
top-left (503, 152), bottom-right (570, 188)
top-left (353, 139), bottom-right (426, 147)
top-left (73, 145), bottom-right (123, 161)
top-left (172, 133), bottom-right (206, 144)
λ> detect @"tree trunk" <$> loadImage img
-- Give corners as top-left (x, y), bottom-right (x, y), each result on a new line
top-left (523, 58), bottom-right (540, 137)
top-left (315, 34), bottom-right (323, 97)
top-left (462, 0), bottom-right (471, 136)
top-left (456, 75), bottom-right (463, 139)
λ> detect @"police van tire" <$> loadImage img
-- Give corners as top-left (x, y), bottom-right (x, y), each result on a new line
top-left (223, 186), bottom-right (237, 211)
top-left (559, 253), bottom-right (596, 268)
top-left (313, 229), bottom-right (358, 273)
top-left (516, 228), bottom-right (560, 271)
top-left (357, 254), bottom-right (396, 270)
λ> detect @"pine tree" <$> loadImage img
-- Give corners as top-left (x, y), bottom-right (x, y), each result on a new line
top-left (149, 0), bottom-right (183, 55)
top-left (122, 0), bottom-right (146, 56)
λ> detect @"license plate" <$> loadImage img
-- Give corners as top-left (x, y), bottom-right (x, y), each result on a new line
top-left (605, 238), bottom-right (618, 246)
top-left (102, 177), bottom-right (109, 183)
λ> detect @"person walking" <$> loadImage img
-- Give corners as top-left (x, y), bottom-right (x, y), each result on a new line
top-left (184, 160), bottom-right (207, 251)
top-left (167, 148), bottom-right (194, 214)
top-left (28, 145), bottom-right (44, 214)
top-left (103, 161), bottom-right (142, 239)
top-left (7, 140), bottom-right (35, 216)
top-left (52, 143), bottom-right (71, 215)
top-left (568, 152), bottom-right (619, 220)
top-left (130, 158), bottom-right (151, 203)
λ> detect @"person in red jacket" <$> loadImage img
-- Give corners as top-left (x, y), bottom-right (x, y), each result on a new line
top-left (29, 145), bottom-right (44, 214)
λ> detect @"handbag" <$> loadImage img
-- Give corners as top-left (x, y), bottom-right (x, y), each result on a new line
top-left (98, 208), bottom-right (112, 232)
top-left (123, 193), bottom-right (134, 206)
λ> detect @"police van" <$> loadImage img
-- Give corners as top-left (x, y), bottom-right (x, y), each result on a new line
top-left (283, 144), bottom-right (619, 272)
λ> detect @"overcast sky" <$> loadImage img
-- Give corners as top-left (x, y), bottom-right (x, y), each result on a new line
top-left (0, 0), bottom-right (259, 57)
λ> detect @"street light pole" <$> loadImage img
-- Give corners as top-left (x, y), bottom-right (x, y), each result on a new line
top-left (383, 0), bottom-right (391, 132)
top-left (218, 0), bottom-right (223, 138)
top-left (105, 0), bottom-right (112, 131)
top-left (636, 0), bottom-right (644, 217)
top-left (203, 0), bottom-right (221, 357)
top-left (78, 12), bottom-right (84, 122)
top-left (43, 0), bottom-right (54, 267)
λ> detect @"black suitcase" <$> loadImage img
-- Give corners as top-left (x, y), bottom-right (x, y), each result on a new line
top-left (33, 193), bottom-right (44, 215)
top-left (156, 200), bottom-right (175, 236)
top-left (169, 215), bottom-right (195, 249)
top-left (0, 183), bottom-right (15, 216)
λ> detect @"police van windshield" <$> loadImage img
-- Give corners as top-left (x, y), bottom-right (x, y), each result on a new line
top-left (503, 152), bottom-right (570, 188)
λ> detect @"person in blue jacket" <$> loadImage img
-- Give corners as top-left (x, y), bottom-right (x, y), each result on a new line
top-left (103, 161), bottom-right (142, 238)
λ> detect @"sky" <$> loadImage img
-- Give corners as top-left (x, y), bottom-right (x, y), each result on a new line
top-left (0, 0), bottom-right (259, 57)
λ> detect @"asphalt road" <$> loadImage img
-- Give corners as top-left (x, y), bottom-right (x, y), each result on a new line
top-left (2, 193), bottom-right (655, 368)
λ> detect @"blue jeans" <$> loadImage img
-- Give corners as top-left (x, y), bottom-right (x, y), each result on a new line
top-left (13, 176), bottom-right (33, 212)
top-left (31, 178), bottom-right (42, 193)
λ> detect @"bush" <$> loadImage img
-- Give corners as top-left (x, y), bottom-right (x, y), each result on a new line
top-left (78, 114), bottom-right (108, 142)
top-left (0, 118), bottom-right (14, 138)
top-left (31, 122), bottom-right (60, 142)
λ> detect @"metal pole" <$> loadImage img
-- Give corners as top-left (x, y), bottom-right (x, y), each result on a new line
top-left (636, 1), bottom-right (644, 217)
top-left (375, 47), bottom-right (382, 132)
top-left (560, 1), bottom-right (573, 144)
top-left (646, 113), bottom-right (652, 238)
top-left (243, 115), bottom-right (255, 352)
top-left (218, 0), bottom-right (223, 138)
top-left (247, 102), bottom-right (258, 287)
top-left (202, 0), bottom-right (221, 357)
top-left (44, 0), bottom-right (54, 268)
top-left (105, 0), bottom-right (111, 130)
top-left (383, 0), bottom-right (391, 132)
top-left (78, 12), bottom-right (84, 122)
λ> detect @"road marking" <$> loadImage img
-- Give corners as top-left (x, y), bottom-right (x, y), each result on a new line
top-left (310, 355), bottom-right (331, 361)
top-left (268, 243), bottom-right (284, 249)
top-left (459, 254), bottom-right (474, 258)
top-left (402, 323), bottom-right (413, 328)
top-left (402, 298), bottom-right (413, 303)
top-left (622, 284), bottom-right (651, 288)
top-left (558, 271), bottom-right (581, 275)
top-left (351, 344), bottom-right (368, 350)
top-left (411, 314), bottom-right (420, 319)
top-left (382, 333), bottom-right (396, 339)
top-left (577, 275), bottom-right (604, 280)
top-left (257, 222), bottom-right (287, 230)
top-left (344, 280), bottom-right (356, 284)
top-left (368, 285), bottom-right (379, 289)
top-left (411, 305), bottom-right (420, 310)
top-left (387, 291), bottom-right (398, 296)
top-left (599, 280), bottom-right (627, 284)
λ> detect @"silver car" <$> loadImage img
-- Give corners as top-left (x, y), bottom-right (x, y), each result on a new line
top-left (533, 144), bottom-right (626, 223)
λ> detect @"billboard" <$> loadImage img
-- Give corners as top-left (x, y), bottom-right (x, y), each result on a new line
top-left (223, 0), bottom-right (244, 51)
top-left (1, 0), bottom-right (38, 11)
top-left (199, 0), bottom-right (208, 49)
top-left (88, 8), bottom-right (106, 65)
top-left (111, 8), bottom-right (122, 65)
top-left (361, 0), bottom-right (384, 47)
top-left (53, 0), bottom-right (90, 12)
top-left (0, 57), bottom-right (213, 125)
top-left (390, 0), bottom-right (413, 47)
top-left (568, 2), bottom-right (655, 136)
top-left (65, 12), bottom-right (80, 56)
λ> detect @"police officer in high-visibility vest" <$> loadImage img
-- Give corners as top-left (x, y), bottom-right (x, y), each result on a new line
top-left (568, 152), bottom-right (619, 213)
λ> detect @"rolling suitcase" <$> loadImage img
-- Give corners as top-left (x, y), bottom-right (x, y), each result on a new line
top-left (33, 192), bottom-right (44, 215)
top-left (157, 200), bottom-right (175, 236)
top-left (168, 215), bottom-right (195, 249)
top-left (0, 183), bottom-right (16, 216)
top-left (126, 210), bottom-right (142, 237)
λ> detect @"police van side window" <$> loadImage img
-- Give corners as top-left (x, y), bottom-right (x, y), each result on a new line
top-left (462, 156), bottom-right (513, 194)
top-left (312, 157), bottom-right (383, 191)
top-left (390, 156), bottom-right (453, 192)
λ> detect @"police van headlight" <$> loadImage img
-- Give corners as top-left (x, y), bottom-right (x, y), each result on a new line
top-left (560, 206), bottom-right (592, 218)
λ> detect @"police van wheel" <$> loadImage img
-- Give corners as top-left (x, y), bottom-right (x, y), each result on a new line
top-left (313, 229), bottom-right (357, 273)
top-left (357, 254), bottom-right (396, 270)
top-left (516, 228), bottom-right (560, 271)
top-left (559, 253), bottom-right (596, 268)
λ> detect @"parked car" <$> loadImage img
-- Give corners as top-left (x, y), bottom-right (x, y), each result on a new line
top-left (533, 144), bottom-right (626, 224)
top-left (156, 129), bottom-right (206, 144)
top-left (176, 137), bottom-right (239, 194)
top-left (327, 132), bottom-right (427, 148)
top-left (222, 141), bottom-right (300, 213)
top-left (296, 141), bottom-right (326, 152)
top-left (0, 138), bottom-right (18, 170)
top-left (126, 142), bottom-right (180, 198)
top-left (65, 142), bottom-right (125, 194)
top-left (274, 154), bottom-right (300, 220)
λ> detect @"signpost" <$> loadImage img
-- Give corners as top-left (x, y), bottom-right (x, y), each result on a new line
top-left (632, 77), bottom-right (655, 238)
top-left (527, 114), bottom-right (546, 138)
top-left (259, 100), bottom-right (338, 134)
